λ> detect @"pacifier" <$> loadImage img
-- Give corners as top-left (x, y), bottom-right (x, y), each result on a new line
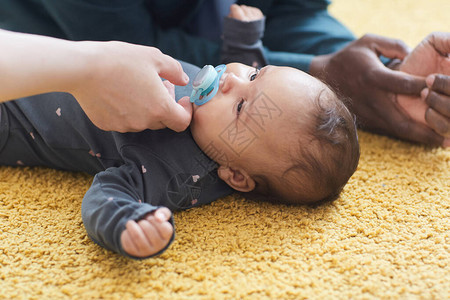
top-left (190, 64), bottom-right (226, 105)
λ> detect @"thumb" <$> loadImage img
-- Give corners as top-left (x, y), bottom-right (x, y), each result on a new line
top-left (161, 96), bottom-right (193, 132)
top-left (156, 54), bottom-right (189, 86)
top-left (162, 80), bottom-right (175, 99)
top-left (369, 67), bottom-right (426, 95)
top-left (177, 96), bottom-right (193, 117)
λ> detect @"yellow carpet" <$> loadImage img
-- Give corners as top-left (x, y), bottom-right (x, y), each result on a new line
top-left (1, 0), bottom-right (449, 298)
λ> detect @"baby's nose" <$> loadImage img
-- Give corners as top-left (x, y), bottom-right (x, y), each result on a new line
top-left (221, 73), bottom-right (241, 94)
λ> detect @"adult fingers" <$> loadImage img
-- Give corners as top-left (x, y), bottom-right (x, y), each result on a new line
top-left (148, 78), bottom-right (192, 132)
top-left (425, 107), bottom-right (450, 137)
top-left (369, 67), bottom-right (426, 95)
top-left (177, 96), bottom-right (193, 118)
top-left (357, 34), bottom-right (424, 94)
top-left (161, 96), bottom-right (193, 132)
top-left (397, 117), bottom-right (444, 146)
top-left (426, 74), bottom-right (450, 96)
top-left (362, 34), bottom-right (411, 59)
top-left (162, 80), bottom-right (176, 99)
top-left (424, 76), bottom-right (450, 131)
top-left (155, 52), bottom-right (189, 86)
top-left (422, 88), bottom-right (450, 118)
top-left (381, 103), bottom-right (444, 146)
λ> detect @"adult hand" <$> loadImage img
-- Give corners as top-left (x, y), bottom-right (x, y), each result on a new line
top-left (398, 32), bottom-right (450, 144)
top-left (424, 75), bottom-right (450, 145)
top-left (310, 34), bottom-right (444, 146)
top-left (120, 207), bottom-right (173, 258)
top-left (71, 41), bottom-right (192, 133)
top-left (0, 30), bottom-right (192, 133)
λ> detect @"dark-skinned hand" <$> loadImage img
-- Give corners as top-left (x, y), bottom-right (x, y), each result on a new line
top-left (310, 34), bottom-right (445, 147)
top-left (398, 32), bottom-right (450, 146)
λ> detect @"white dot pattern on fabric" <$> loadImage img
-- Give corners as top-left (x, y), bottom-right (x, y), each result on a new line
top-left (56, 108), bottom-right (62, 116)
top-left (107, 197), bottom-right (113, 201)
top-left (192, 175), bottom-right (200, 182)
top-left (30, 132), bottom-right (35, 140)
top-left (141, 165), bottom-right (147, 174)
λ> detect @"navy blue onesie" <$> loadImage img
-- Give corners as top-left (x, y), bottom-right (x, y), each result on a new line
top-left (0, 62), bottom-right (234, 259)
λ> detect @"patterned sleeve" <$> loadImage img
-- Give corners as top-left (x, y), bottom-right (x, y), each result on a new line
top-left (81, 163), bottom-right (175, 260)
top-left (220, 16), bottom-right (268, 68)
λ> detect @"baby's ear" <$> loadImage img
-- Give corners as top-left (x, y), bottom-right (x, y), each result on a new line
top-left (217, 166), bottom-right (255, 192)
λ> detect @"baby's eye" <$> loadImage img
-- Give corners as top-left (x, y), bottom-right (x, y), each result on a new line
top-left (237, 99), bottom-right (245, 115)
top-left (250, 68), bottom-right (259, 81)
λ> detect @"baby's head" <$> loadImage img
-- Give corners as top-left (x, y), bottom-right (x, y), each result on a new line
top-left (190, 63), bottom-right (360, 205)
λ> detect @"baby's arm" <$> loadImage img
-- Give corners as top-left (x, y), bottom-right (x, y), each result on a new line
top-left (220, 4), bottom-right (268, 67)
top-left (81, 164), bottom-right (174, 259)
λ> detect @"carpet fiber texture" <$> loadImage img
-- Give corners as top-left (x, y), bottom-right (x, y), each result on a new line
top-left (0, 0), bottom-right (449, 299)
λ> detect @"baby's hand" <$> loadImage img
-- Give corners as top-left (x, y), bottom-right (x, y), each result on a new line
top-left (120, 207), bottom-right (173, 258)
top-left (228, 4), bottom-right (263, 22)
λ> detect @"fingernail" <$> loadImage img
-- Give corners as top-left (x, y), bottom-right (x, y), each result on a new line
top-left (183, 73), bottom-right (190, 83)
top-left (420, 88), bottom-right (429, 99)
top-left (426, 75), bottom-right (435, 87)
top-left (155, 210), bottom-right (166, 221)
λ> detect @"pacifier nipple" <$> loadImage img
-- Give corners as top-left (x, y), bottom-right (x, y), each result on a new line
top-left (190, 64), bottom-right (226, 105)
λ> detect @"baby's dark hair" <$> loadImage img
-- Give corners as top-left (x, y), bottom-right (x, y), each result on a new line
top-left (244, 87), bottom-right (360, 205)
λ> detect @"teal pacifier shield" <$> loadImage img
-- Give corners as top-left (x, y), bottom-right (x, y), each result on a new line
top-left (190, 64), bottom-right (226, 105)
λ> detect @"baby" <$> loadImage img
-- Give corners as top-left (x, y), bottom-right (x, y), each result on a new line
top-left (0, 61), bottom-right (359, 259)
top-left (0, 5), bottom-right (359, 259)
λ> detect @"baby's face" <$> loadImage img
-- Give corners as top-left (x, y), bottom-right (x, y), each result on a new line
top-left (190, 63), bottom-right (325, 173)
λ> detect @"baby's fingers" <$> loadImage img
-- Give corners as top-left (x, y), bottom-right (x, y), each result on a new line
top-left (152, 207), bottom-right (172, 222)
top-left (228, 4), bottom-right (245, 20)
top-left (241, 5), bottom-right (263, 20)
top-left (121, 220), bottom-right (151, 257)
top-left (120, 209), bottom-right (173, 258)
top-left (136, 219), bottom-right (163, 249)
top-left (144, 208), bottom-right (173, 241)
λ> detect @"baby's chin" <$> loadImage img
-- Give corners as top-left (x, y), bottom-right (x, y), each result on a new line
top-left (190, 99), bottom-right (211, 125)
